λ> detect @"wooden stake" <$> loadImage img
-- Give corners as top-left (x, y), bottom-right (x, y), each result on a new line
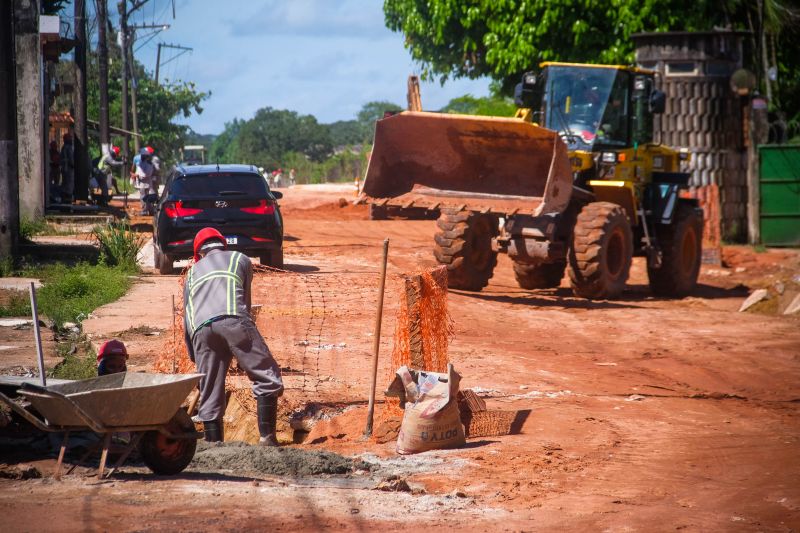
top-left (364, 239), bottom-right (389, 438)
top-left (171, 294), bottom-right (177, 373)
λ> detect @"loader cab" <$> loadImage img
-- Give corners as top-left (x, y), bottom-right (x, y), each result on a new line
top-left (517, 63), bottom-right (666, 152)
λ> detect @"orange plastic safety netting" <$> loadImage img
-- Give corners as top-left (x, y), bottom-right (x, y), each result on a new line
top-left (153, 263), bottom-right (451, 421)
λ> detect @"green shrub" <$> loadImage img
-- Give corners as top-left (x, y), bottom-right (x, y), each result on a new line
top-left (93, 221), bottom-right (145, 270)
top-left (50, 335), bottom-right (97, 380)
top-left (19, 217), bottom-right (47, 240)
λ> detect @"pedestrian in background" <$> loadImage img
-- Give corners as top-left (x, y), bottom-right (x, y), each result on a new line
top-left (134, 148), bottom-right (154, 215)
top-left (59, 132), bottom-right (75, 203)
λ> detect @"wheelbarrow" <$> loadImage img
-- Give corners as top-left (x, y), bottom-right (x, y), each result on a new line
top-left (0, 372), bottom-right (203, 478)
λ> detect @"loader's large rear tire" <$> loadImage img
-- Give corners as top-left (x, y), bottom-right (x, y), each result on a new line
top-left (568, 202), bottom-right (633, 299)
top-left (647, 203), bottom-right (703, 297)
top-left (513, 260), bottom-right (566, 289)
top-left (434, 210), bottom-right (498, 291)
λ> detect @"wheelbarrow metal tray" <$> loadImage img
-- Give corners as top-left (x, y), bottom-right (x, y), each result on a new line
top-left (20, 372), bottom-right (202, 429)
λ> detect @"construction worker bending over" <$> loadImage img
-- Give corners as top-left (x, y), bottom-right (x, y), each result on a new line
top-left (183, 228), bottom-right (284, 445)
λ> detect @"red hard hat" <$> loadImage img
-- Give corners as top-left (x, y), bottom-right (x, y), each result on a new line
top-left (145, 146), bottom-right (154, 154)
top-left (193, 227), bottom-right (226, 261)
top-left (97, 339), bottom-right (128, 362)
top-left (112, 146), bottom-right (120, 156)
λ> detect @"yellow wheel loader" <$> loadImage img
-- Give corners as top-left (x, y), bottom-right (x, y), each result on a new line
top-left (361, 63), bottom-right (703, 299)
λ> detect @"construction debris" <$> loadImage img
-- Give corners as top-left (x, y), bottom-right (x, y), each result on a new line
top-left (784, 293), bottom-right (800, 315)
top-left (738, 289), bottom-right (769, 312)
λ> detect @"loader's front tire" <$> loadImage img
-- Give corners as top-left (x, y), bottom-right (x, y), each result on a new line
top-left (434, 210), bottom-right (498, 291)
top-left (568, 202), bottom-right (632, 299)
top-left (647, 203), bottom-right (703, 297)
top-left (513, 260), bottom-right (566, 289)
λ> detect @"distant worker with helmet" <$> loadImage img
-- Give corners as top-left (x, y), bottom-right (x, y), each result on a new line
top-left (183, 227), bottom-right (284, 445)
top-left (97, 339), bottom-right (128, 375)
top-left (98, 145), bottom-right (125, 197)
top-left (133, 147), bottom-right (155, 215)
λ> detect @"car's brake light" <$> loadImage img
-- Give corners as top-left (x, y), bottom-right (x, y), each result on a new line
top-left (251, 236), bottom-right (273, 242)
top-left (164, 201), bottom-right (203, 218)
top-left (240, 199), bottom-right (275, 215)
top-left (167, 239), bottom-right (192, 246)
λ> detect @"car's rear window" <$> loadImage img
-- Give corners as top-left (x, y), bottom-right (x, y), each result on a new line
top-left (170, 173), bottom-right (268, 197)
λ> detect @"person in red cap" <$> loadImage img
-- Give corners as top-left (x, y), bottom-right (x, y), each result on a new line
top-left (97, 339), bottom-right (128, 375)
top-left (183, 228), bottom-right (283, 445)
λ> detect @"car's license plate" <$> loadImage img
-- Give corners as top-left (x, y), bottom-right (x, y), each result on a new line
top-left (226, 237), bottom-right (237, 245)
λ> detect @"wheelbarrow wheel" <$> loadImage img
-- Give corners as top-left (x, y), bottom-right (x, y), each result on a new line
top-left (138, 409), bottom-right (196, 475)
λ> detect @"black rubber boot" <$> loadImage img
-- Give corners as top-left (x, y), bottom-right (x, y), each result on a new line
top-left (256, 396), bottom-right (279, 446)
top-left (203, 419), bottom-right (224, 442)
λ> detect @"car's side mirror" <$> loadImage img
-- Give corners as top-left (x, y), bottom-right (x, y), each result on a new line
top-left (271, 191), bottom-right (283, 200)
top-left (142, 193), bottom-right (159, 204)
top-left (650, 90), bottom-right (666, 114)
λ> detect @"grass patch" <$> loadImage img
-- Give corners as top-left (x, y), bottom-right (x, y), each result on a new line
top-left (0, 291), bottom-right (31, 317)
top-left (50, 334), bottom-right (97, 380)
top-left (94, 220), bottom-right (145, 270)
top-left (19, 217), bottom-right (48, 240)
top-left (21, 263), bottom-right (134, 328)
top-left (752, 244), bottom-right (768, 254)
top-left (0, 256), bottom-right (14, 277)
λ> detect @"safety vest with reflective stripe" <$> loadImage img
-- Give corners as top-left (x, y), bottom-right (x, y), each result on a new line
top-left (183, 249), bottom-right (252, 335)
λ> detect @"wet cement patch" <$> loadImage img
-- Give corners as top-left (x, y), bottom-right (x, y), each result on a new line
top-left (190, 441), bottom-right (372, 477)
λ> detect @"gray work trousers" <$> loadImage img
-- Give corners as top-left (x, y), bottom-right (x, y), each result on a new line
top-left (192, 316), bottom-right (283, 422)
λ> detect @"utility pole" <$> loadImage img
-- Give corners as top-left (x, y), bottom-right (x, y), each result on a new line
top-left (73, 0), bottom-right (89, 201)
top-left (154, 42), bottom-right (192, 85)
top-left (155, 43), bottom-right (161, 85)
top-left (130, 48), bottom-right (141, 153)
top-left (118, 1), bottom-right (130, 162)
top-left (97, 0), bottom-right (111, 157)
top-left (0, 0), bottom-right (19, 259)
top-left (127, 24), bottom-right (171, 152)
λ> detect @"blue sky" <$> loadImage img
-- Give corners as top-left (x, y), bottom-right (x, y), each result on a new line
top-left (89, 0), bottom-right (492, 134)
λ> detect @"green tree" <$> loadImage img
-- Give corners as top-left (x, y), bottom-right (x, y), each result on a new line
top-left (77, 39), bottom-right (208, 165)
top-left (356, 100), bottom-right (403, 141)
top-left (209, 119), bottom-right (244, 163)
top-left (234, 107), bottom-right (333, 168)
top-left (384, 0), bottom-right (800, 135)
top-left (440, 94), bottom-right (516, 117)
top-left (329, 119), bottom-right (367, 146)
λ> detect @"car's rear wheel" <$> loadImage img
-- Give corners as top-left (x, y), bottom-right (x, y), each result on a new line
top-left (260, 249), bottom-right (284, 269)
top-left (154, 243), bottom-right (175, 275)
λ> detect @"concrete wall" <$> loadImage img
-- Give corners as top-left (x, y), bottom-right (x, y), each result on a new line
top-left (14, 0), bottom-right (44, 221)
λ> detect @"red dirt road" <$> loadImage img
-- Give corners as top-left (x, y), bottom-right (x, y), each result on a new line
top-left (2, 186), bottom-right (799, 531)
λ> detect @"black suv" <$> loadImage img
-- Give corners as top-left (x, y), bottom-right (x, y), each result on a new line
top-left (147, 164), bottom-right (284, 274)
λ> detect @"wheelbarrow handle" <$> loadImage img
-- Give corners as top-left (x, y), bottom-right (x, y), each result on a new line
top-left (0, 390), bottom-right (52, 432)
top-left (20, 383), bottom-right (109, 433)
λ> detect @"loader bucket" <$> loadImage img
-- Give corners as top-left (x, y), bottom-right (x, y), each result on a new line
top-left (362, 111), bottom-right (572, 216)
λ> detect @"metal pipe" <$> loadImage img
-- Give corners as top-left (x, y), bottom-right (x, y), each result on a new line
top-left (28, 282), bottom-right (46, 387)
top-left (364, 238), bottom-right (389, 438)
